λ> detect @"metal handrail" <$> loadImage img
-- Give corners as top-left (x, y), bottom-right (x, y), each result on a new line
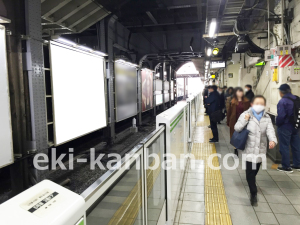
top-left (81, 143), bottom-right (143, 202)
top-left (81, 125), bottom-right (166, 206)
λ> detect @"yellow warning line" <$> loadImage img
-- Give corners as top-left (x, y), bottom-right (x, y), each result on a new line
top-left (192, 114), bottom-right (232, 225)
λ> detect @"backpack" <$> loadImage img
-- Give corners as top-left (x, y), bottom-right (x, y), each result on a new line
top-left (283, 96), bottom-right (300, 129)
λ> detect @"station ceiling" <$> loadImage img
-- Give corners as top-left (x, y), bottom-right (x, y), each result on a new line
top-left (41, 0), bottom-right (267, 65)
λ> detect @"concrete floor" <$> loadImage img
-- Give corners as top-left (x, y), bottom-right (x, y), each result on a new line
top-left (176, 111), bottom-right (300, 225)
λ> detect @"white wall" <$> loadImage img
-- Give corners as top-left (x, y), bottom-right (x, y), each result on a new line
top-left (224, 63), bottom-right (240, 87)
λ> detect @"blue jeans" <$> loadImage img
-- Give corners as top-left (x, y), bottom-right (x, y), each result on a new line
top-left (277, 127), bottom-right (300, 168)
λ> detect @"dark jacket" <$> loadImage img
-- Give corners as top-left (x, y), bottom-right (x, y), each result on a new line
top-left (276, 93), bottom-right (296, 131)
top-left (206, 91), bottom-right (220, 115)
top-left (220, 91), bottom-right (225, 109)
top-left (245, 90), bottom-right (255, 102)
top-left (203, 88), bottom-right (209, 104)
top-left (227, 97), bottom-right (251, 137)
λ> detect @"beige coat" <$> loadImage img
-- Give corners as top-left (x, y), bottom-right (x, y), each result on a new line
top-left (234, 109), bottom-right (278, 163)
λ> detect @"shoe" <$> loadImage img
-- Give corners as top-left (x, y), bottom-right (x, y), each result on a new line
top-left (209, 139), bottom-right (219, 143)
top-left (234, 149), bottom-right (238, 156)
top-left (250, 194), bottom-right (258, 206)
top-left (277, 167), bottom-right (293, 173)
top-left (291, 165), bottom-right (300, 172)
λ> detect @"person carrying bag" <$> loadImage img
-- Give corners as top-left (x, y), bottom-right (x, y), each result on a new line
top-left (234, 95), bottom-right (277, 206)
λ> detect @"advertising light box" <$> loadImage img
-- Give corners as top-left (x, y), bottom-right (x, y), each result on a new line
top-left (156, 94), bottom-right (163, 105)
top-left (211, 61), bottom-right (226, 69)
top-left (0, 25), bottom-right (13, 168)
top-left (171, 81), bottom-right (174, 100)
top-left (156, 79), bottom-right (163, 91)
top-left (115, 62), bottom-right (138, 122)
top-left (165, 93), bottom-right (170, 102)
top-left (164, 81), bottom-right (170, 91)
top-left (50, 41), bottom-right (107, 145)
top-left (141, 69), bottom-right (154, 112)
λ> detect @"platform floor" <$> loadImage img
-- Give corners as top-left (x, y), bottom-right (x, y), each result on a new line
top-left (176, 106), bottom-right (300, 225)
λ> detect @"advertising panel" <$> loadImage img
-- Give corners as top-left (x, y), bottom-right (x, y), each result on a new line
top-left (50, 41), bottom-right (107, 145)
top-left (0, 25), bottom-right (13, 168)
top-left (156, 94), bottom-right (163, 105)
top-left (171, 81), bottom-right (174, 100)
top-left (115, 62), bottom-right (137, 121)
top-left (156, 79), bottom-right (163, 91)
top-left (141, 69), bottom-right (154, 112)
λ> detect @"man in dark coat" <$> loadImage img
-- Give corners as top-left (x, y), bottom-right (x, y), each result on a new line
top-left (203, 85), bottom-right (210, 115)
top-left (245, 84), bottom-right (255, 102)
top-left (276, 84), bottom-right (300, 173)
top-left (206, 85), bottom-right (220, 143)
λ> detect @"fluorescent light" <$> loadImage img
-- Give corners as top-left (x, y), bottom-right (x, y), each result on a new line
top-left (94, 51), bottom-right (108, 57)
top-left (205, 65), bottom-right (208, 69)
top-left (0, 16), bottom-right (11, 23)
top-left (209, 18), bottom-right (217, 38)
top-left (206, 61), bottom-right (210, 66)
top-left (207, 48), bottom-right (212, 57)
top-left (78, 45), bottom-right (93, 52)
top-left (115, 59), bottom-right (138, 68)
top-left (57, 38), bottom-right (77, 47)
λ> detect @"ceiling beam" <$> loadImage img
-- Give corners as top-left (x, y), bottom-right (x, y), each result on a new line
top-left (43, 0), bottom-right (72, 18)
top-left (56, 1), bottom-right (92, 24)
top-left (68, 7), bottom-right (101, 29)
top-left (196, 0), bottom-right (203, 21)
top-left (146, 11), bottom-right (158, 24)
top-left (126, 20), bottom-right (205, 28)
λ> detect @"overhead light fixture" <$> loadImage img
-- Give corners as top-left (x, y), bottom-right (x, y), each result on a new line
top-left (94, 51), bottom-right (108, 57)
top-left (207, 48), bottom-right (212, 57)
top-left (0, 16), bottom-right (11, 24)
top-left (55, 37), bottom-right (108, 56)
top-left (57, 37), bottom-right (78, 47)
top-left (78, 45), bottom-right (93, 52)
top-left (115, 59), bottom-right (138, 68)
top-left (209, 18), bottom-right (217, 38)
top-left (212, 48), bottom-right (219, 56)
top-left (206, 61), bottom-right (210, 66)
top-left (205, 65), bottom-right (208, 69)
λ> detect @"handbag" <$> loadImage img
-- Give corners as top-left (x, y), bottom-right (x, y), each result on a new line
top-left (230, 128), bottom-right (250, 150)
top-left (210, 110), bottom-right (223, 123)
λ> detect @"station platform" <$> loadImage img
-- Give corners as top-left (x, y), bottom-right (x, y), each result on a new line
top-left (176, 106), bottom-right (300, 225)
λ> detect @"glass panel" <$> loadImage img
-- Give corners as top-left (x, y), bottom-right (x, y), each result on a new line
top-left (87, 157), bottom-right (143, 225)
top-left (146, 133), bottom-right (166, 224)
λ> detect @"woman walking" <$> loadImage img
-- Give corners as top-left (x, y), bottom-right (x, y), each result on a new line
top-left (234, 95), bottom-right (277, 206)
top-left (227, 87), bottom-right (251, 155)
top-left (225, 87), bottom-right (234, 112)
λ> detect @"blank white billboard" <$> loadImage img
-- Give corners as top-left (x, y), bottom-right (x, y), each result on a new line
top-left (0, 25), bottom-right (13, 168)
top-left (50, 42), bottom-right (107, 145)
top-left (156, 94), bottom-right (163, 105)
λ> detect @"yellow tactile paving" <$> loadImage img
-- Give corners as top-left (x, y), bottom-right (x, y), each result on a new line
top-left (191, 112), bottom-right (232, 225)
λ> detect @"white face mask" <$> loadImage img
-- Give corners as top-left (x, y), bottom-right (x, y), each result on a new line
top-left (252, 105), bottom-right (265, 113)
top-left (245, 88), bottom-right (249, 92)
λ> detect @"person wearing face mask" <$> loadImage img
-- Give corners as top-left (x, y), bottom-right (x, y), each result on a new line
top-left (227, 87), bottom-right (251, 155)
top-left (234, 95), bottom-right (277, 206)
top-left (245, 85), bottom-right (255, 102)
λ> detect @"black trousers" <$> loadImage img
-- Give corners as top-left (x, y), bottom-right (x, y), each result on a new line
top-left (209, 116), bottom-right (219, 141)
top-left (246, 161), bottom-right (261, 195)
